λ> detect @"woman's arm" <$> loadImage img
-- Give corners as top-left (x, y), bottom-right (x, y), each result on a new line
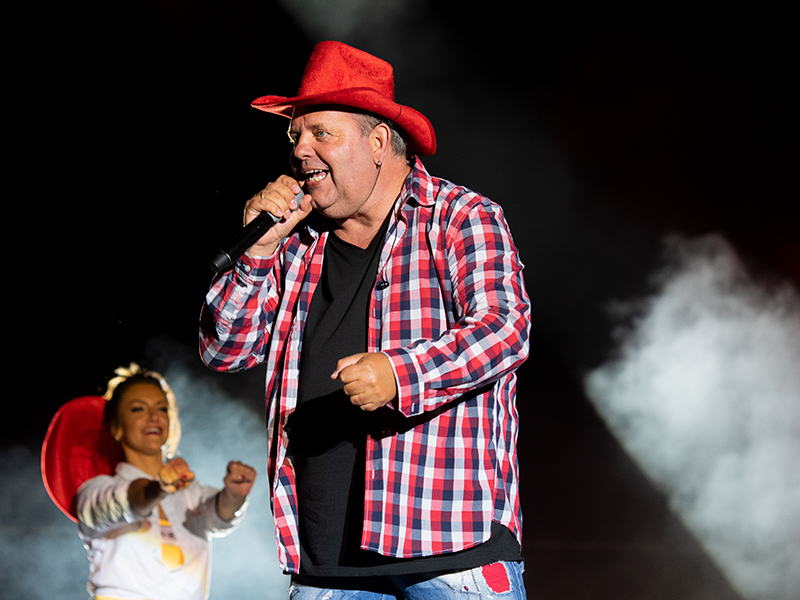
top-left (216, 461), bottom-right (257, 521)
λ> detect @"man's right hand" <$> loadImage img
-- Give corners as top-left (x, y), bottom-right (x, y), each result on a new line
top-left (243, 175), bottom-right (313, 256)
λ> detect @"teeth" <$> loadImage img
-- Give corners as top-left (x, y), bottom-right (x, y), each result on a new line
top-left (305, 170), bottom-right (327, 183)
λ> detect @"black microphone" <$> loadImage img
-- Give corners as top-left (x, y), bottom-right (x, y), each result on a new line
top-left (209, 190), bottom-right (304, 274)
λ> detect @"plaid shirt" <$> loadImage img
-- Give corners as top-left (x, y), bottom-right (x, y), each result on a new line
top-left (200, 158), bottom-right (531, 574)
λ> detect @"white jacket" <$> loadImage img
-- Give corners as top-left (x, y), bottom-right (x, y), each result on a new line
top-left (77, 462), bottom-right (245, 600)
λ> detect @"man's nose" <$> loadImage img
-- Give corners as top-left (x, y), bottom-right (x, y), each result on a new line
top-left (291, 132), bottom-right (314, 160)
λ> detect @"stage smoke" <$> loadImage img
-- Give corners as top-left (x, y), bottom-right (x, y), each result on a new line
top-left (275, 0), bottom-right (415, 40)
top-left (585, 233), bottom-right (800, 600)
top-left (0, 348), bottom-right (287, 599)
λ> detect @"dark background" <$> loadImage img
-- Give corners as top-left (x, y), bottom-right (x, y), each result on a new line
top-left (7, 3), bottom-right (796, 598)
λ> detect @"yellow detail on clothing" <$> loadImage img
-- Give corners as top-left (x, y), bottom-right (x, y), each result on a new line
top-left (158, 506), bottom-right (185, 570)
top-left (159, 536), bottom-right (185, 570)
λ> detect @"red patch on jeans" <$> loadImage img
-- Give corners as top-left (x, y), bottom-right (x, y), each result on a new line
top-left (482, 562), bottom-right (511, 593)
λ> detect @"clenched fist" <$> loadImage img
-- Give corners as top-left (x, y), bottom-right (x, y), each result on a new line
top-left (332, 352), bottom-right (397, 412)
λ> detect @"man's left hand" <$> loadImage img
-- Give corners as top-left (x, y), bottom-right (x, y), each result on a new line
top-left (332, 352), bottom-right (397, 411)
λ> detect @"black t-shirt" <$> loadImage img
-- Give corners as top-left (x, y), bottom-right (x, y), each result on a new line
top-left (289, 216), bottom-right (521, 578)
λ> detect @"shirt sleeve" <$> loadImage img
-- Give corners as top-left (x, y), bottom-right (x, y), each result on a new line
top-left (199, 250), bottom-right (283, 372)
top-left (76, 475), bottom-right (141, 537)
top-left (382, 196), bottom-right (531, 417)
top-left (181, 484), bottom-right (248, 539)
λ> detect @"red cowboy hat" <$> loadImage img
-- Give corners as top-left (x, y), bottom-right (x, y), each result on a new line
top-left (41, 396), bottom-right (125, 522)
top-left (251, 41), bottom-right (436, 156)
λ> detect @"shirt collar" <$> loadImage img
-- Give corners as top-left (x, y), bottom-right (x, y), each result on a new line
top-left (400, 157), bottom-right (436, 209)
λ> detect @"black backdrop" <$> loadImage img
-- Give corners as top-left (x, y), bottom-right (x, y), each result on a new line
top-left (7, 4), bottom-right (795, 598)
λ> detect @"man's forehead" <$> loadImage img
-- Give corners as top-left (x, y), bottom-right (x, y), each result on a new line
top-left (290, 105), bottom-right (361, 127)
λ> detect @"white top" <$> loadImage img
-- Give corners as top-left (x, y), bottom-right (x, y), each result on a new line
top-left (76, 462), bottom-right (245, 600)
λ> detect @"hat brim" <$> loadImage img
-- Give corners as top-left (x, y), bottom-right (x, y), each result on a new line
top-left (252, 88), bottom-right (436, 156)
top-left (41, 396), bottom-right (125, 522)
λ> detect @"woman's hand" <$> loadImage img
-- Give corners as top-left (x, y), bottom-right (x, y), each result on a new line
top-left (158, 457), bottom-right (195, 493)
top-left (222, 461), bottom-right (257, 498)
top-left (217, 461), bottom-right (257, 521)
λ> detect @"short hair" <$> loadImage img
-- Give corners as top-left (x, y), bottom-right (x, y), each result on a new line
top-left (353, 112), bottom-right (409, 159)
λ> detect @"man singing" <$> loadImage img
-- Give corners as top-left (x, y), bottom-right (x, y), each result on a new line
top-left (200, 41), bottom-right (531, 599)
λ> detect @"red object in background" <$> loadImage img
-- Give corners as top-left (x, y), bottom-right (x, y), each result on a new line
top-left (41, 396), bottom-right (125, 522)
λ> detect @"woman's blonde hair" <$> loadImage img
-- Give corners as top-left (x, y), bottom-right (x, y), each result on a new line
top-left (103, 362), bottom-right (181, 459)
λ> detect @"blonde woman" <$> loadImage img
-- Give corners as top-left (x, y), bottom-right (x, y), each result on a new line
top-left (47, 364), bottom-right (256, 600)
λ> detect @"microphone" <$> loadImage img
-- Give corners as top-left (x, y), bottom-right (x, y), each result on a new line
top-left (209, 190), bottom-right (304, 274)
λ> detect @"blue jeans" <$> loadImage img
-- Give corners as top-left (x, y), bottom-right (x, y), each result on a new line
top-left (288, 561), bottom-right (527, 599)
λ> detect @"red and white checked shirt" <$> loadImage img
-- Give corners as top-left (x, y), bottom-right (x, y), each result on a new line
top-left (200, 158), bottom-right (531, 574)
